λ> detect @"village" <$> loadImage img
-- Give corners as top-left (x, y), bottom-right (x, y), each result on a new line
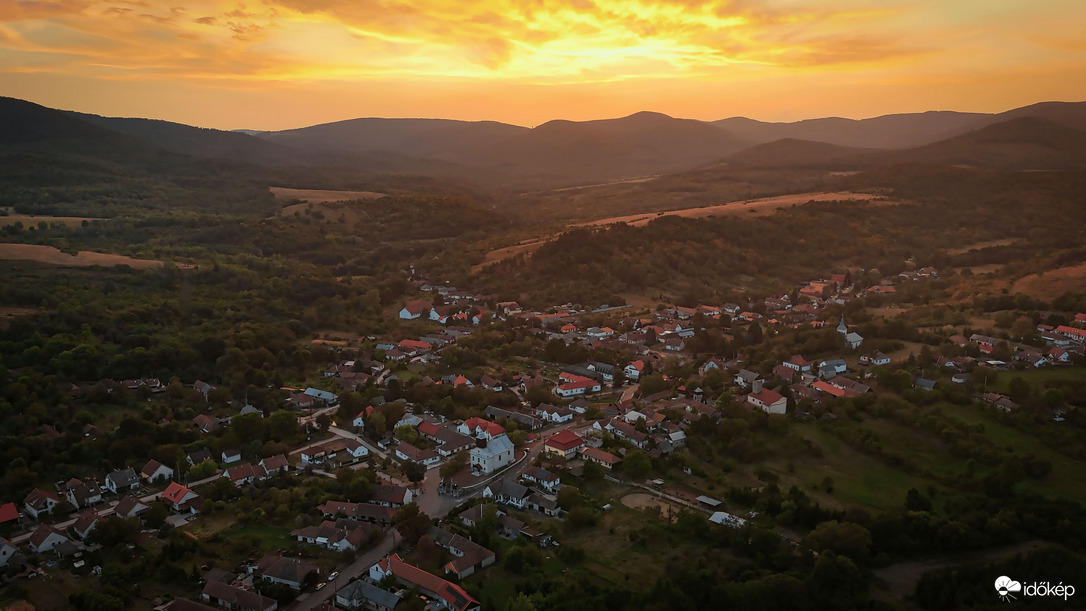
top-left (1, 262), bottom-right (1084, 611)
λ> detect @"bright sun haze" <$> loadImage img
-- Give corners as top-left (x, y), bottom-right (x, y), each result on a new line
top-left (1, 0), bottom-right (1085, 129)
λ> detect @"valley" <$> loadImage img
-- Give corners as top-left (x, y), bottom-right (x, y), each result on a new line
top-left (0, 96), bottom-right (1084, 611)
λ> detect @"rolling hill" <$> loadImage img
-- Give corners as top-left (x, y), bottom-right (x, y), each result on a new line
top-left (723, 138), bottom-right (878, 169)
top-left (867, 117), bottom-right (1086, 170)
top-left (713, 111), bottom-right (988, 149)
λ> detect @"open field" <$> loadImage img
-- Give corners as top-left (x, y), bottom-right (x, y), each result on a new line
top-left (621, 492), bottom-right (682, 523)
top-left (270, 187), bottom-right (386, 203)
top-left (0, 243), bottom-right (163, 268)
top-left (475, 191), bottom-right (891, 270)
top-left (0, 213), bottom-right (103, 227)
top-left (471, 237), bottom-right (555, 272)
top-left (1011, 263), bottom-right (1086, 300)
top-left (574, 191), bottom-right (891, 228)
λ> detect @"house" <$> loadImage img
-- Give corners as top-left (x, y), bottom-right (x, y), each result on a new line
top-left (914, 377), bottom-right (937, 391)
top-left (859, 351), bottom-right (891, 366)
top-left (290, 520), bottom-right (370, 552)
top-left (746, 381), bottom-right (787, 415)
top-left (193, 380), bottom-right (215, 398)
top-left (521, 466), bottom-right (561, 493)
top-left (187, 448), bottom-right (214, 466)
top-left (369, 554), bottom-right (480, 611)
top-left (64, 478), bottom-right (103, 509)
top-left (303, 387), bottom-right (339, 406)
top-left (458, 417), bottom-right (506, 440)
top-left (555, 379), bottom-right (599, 397)
top-left (783, 355), bottom-right (811, 372)
top-left (480, 375), bottom-right (503, 391)
top-left (0, 537), bottom-right (19, 567)
top-left (24, 488), bottom-right (60, 520)
top-left (734, 369), bottom-right (761, 388)
top-left (624, 360), bottom-right (645, 381)
top-left (224, 463), bottom-right (268, 487)
top-left (843, 332), bottom-right (864, 350)
top-left (819, 359), bottom-right (848, 377)
top-left (202, 581), bottom-right (278, 611)
top-left (70, 511), bottom-right (100, 540)
top-left (580, 447), bottom-right (621, 470)
top-left (370, 485), bottom-right (414, 508)
top-left (27, 524), bottom-right (68, 553)
top-left (141, 459), bottom-right (174, 483)
top-left (1048, 347), bottom-right (1071, 364)
top-left (399, 300), bottom-right (431, 320)
top-left (317, 501), bottom-right (395, 525)
top-left (395, 442), bottom-right (441, 466)
top-left (664, 338), bottom-right (686, 352)
top-left (335, 580), bottom-right (400, 611)
top-left (0, 502), bottom-right (18, 525)
top-left (260, 454), bottom-right (290, 475)
top-left (113, 495), bottom-right (150, 519)
top-left (608, 420), bottom-right (649, 448)
top-left (772, 364), bottom-right (796, 382)
top-left (252, 554), bottom-right (319, 591)
top-left (352, 413), bottom-right (366, 431)
top-left (193, 414), bottom-right (222, 433)
top-left (470, 434), bottom-right (515, 474)
top-left (428, 527), bottom-right (496, 578)
top-left (544, 430), bottom-right (584, 459)
top-left (105, 467), bottom-right (141, 494)
top-left (302, 438), bottom-right (370, 465)
top-left (482, 479), bottom-right (531, 509)
top-left (535, 403), bottom-right (573, 423)
top-left (162, 482), bottom-right (201, 513)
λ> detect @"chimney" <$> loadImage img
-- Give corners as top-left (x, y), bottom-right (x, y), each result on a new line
top-left (752, 379), bottom-right (763, 394)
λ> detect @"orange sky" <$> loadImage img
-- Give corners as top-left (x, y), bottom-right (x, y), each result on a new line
top-left (1, 0), bottom-right (1085, 130)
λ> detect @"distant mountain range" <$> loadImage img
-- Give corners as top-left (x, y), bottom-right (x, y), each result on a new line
top-left (2, 96), bottom-right (1085, 189)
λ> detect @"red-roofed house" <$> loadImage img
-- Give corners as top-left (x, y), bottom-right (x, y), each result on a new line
top-left (0, 502), bottom-right (18, 524)
top-left (70, 511), bottom-right (100, 540)
top-left (27, 524), bottom-right (68, 553)
top-left (399, 300), bottom-right (431, 320)
top-left (746, 382), bottom-right (787, 415)
top-left (162, 482), bottom-right (201, 513)
top-left (783, 355), bottom-right (811, 372)
top-left (24, 488), bottom-right (60, 519)
top-left (580, 447), bottom-right (621, 469)
top-left (544, 430), bottom-right (584, 458)
top-left (458, 417), bottom-right (506, 440)
top-left (624, 360), bottom-right (645, 380)
top-left (369, 554), bottom-right (481, 611)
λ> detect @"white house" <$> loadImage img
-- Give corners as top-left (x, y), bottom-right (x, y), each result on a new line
top-left (141, 459), bottom-right (174, 483)
top-left (470, 434), bottom-right (515, 474)
top-left (624, 360), bottom-right (645, 381)
top-left (746, 382), bottom-right (787, 415)
top-left (399, 300), bottom-right (431, 320)
top-left (27, 525), bottom-right (68, 553)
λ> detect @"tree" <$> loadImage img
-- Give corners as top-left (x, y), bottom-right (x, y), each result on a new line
top-left (402, 460), bottom-right (426, 486)
top-left (440, 451), bottom-right (468, 479)
top-left (622, 449), bottom-right (651, 480)
top-left (393, 502), bottom-right (433, 545)
top-left (802, 520), bottom-right (872, 562)
top-left (905, 488), bottom-right (933, 512)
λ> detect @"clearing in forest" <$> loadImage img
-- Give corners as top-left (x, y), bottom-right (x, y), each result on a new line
top-left (270, 187), bottom-right (386, 204)
top-left (0, 243), bottom-right (162, 269)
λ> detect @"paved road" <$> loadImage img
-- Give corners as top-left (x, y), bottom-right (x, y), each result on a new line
top-left (288, 529), bottom-right (400, 611)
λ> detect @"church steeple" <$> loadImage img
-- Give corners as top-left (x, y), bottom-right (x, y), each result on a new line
top-left (837, 315), bottom-right (847, 334)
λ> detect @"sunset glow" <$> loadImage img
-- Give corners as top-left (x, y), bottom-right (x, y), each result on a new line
top-left (2, 0), bottom-right (1085, 129)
